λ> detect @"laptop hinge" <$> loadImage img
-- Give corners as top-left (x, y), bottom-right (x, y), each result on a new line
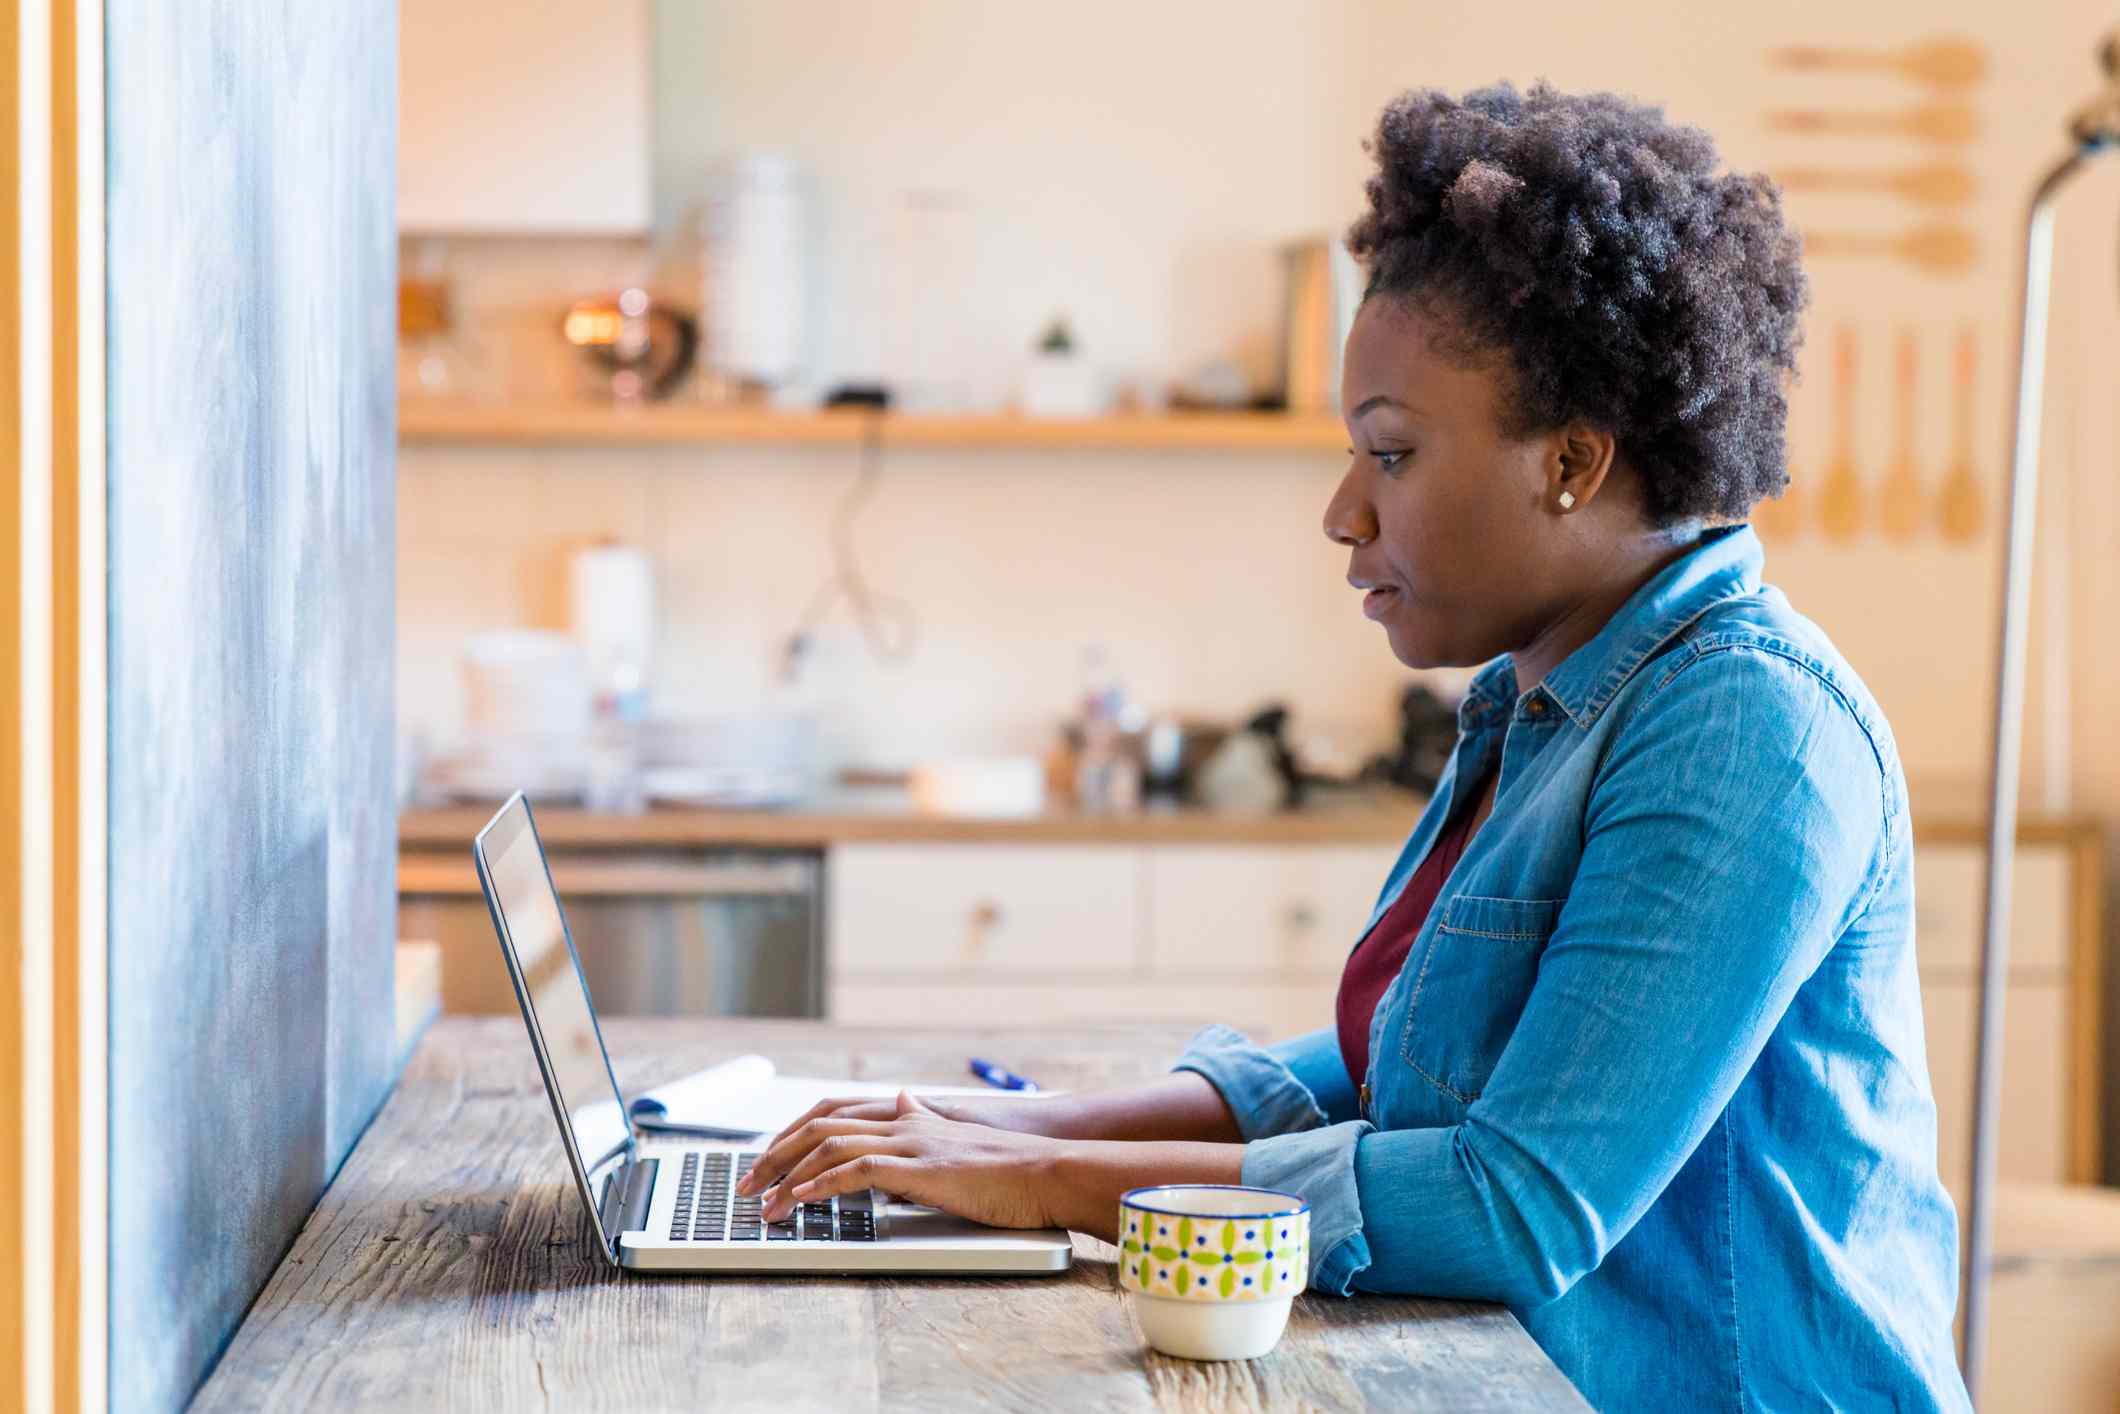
top-left (602, 1151), bottom-right (658, 1239)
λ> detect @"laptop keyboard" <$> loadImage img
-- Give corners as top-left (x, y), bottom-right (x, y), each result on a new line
top-left (667, 1151), bottom-right (877, 1244)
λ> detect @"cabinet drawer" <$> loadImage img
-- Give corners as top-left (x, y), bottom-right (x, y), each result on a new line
top-left (828, 844), bottom-right (1141, 976)
top-left (1913, 843), bottom-right (2071, 974)
top-left (1922, 978), bottom-right (2071, 1198)
top-left (1145, 845), bottom-right (1399, 976)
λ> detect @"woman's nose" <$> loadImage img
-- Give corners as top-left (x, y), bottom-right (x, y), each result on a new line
top-left (1322, 469), bottom-right (1377, 547)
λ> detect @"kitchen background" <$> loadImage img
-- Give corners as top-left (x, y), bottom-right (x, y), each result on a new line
top-left (399, 0), bottom-right (2120, 797)
top-left (394, 5), bottom-right (2120, 1401)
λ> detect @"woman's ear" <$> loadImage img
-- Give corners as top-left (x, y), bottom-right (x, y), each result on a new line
top-left (1549, 421), bottom-right (1617, 513)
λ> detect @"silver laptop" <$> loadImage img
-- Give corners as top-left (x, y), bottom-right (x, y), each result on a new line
top-left (474, 791), bottom-right (1074, 1275)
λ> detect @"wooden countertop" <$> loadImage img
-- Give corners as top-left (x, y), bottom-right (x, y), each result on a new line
top-left (397, 783), bottom-right (2100, 854)
top-left (190, 1019), bottom-right (1586, 1412)
top-left (399, 790), bottom-right (1430, 851)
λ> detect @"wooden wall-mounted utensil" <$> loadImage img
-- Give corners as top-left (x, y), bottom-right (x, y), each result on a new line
top-left (1878, 328), bottom-right (1926, 541)
top-left (1818, 324), bottom-right (1865, 542)
top-left (1766, 101), bottom-right (1981, 144)
top-left (1773, 162), bottom-right (1976, 209)
top-left (1804, 223), bottom-right (1979, 276)
top-left (1938, 325), bottom-right (1986, 544)
top-left (1769, 36), bottom-right (1990, 90)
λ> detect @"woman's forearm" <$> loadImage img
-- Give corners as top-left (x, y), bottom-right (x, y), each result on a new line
top-left (1034, 1072), bottom-right (1244, 1144)
top-left (1040, 1139), bottom-right (1247, 1241)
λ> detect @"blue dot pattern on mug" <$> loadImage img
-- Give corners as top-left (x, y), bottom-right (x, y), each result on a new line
top-left (1118, 1205), bottom-right (1309, 1302)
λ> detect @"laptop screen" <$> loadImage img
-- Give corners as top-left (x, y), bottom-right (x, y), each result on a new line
top-left (474, 795), bottom-right (631, 1192)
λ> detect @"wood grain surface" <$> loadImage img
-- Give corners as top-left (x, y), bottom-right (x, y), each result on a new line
top-left (192, 1019), bottom-right (1586, 1412)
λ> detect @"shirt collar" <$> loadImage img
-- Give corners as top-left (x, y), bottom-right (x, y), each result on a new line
top-left (1456, 524), bottom-right (1764, 733)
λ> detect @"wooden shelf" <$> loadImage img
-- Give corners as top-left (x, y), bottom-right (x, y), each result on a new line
top-left (398, 399), bottom-right (1347, 452)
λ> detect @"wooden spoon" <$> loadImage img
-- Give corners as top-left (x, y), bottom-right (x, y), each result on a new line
top-left (1773, 162), bottom-right (1976, 210)
top-left (1878, 328), bottom-right (1926, 542)
top-left (1770, 36), bottom-right (1990, 90)
top-left (1804, 224), bottom-right (1979, 277)
top-left (1818, 324), bottom-right (1865, 542)
top-left (1766, 101), bottom-right (1982, 144)
top-left (1938, 325), bottom-right (1987, 544)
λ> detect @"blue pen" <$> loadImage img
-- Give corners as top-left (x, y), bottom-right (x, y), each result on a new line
top-left (968, 1057), bottom-right (1040, 1092)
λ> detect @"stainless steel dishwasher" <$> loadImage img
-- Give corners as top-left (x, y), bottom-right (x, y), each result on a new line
top-left (399, 847), bottom-right (823, 1018)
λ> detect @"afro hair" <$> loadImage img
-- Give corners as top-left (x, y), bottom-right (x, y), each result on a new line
top-left (1346, 83), bottom-right (1808, 525)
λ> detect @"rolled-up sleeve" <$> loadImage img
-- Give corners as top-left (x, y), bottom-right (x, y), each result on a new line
top-left (1174, 1025), bottom-right (1379, 1289)
top-left (1171, 1024), bottom-right (1331, 1140)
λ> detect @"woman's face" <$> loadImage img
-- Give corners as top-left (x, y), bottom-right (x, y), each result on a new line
top-left (1324, 296), bottom-right (1582, 671)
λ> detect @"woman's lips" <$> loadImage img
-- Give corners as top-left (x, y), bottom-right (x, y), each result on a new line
top-left (1362, 585), bottom-right (1402, 620)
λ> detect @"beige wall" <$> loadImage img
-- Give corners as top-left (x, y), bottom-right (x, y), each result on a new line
top-left (402, 437), bottom-right (1412, 769)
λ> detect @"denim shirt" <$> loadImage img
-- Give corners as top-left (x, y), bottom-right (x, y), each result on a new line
top-left (1176, 526), bottom-right (1968, 1412)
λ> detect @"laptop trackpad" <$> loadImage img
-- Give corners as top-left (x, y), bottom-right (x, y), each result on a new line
top-left (880, 1202), bottom-right (1015, 1242)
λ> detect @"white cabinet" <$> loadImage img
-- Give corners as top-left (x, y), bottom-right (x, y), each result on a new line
top-left (828, 844), bottom-right (1141, 978)
top-left (399, 0), bottom-right (651, 232)
top-left (1143, 845), bottom-right (1398, 977)
top-left (827, 841), bottom-right (1395, 1041)
top-left (1913, 837), bottom-right (2101, 1205)
top-left (1922, 979), bottom-right (2071, 1194)
top-left (1913, 842), bottom-right (2072, 972)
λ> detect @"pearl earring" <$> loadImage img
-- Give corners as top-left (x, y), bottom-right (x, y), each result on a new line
top-left (1557, 491), bottom-right (1577, 510)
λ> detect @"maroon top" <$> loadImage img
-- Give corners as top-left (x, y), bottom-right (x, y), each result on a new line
top-left (1335, 778), bottom-right (1487, 1095)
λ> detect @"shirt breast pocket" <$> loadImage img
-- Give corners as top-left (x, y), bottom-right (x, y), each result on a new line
top-left (1397, 893), bottom-right (1565, 1106)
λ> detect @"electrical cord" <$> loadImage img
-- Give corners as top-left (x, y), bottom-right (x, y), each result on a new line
top-left (778, 421), bottom-right (919, 682)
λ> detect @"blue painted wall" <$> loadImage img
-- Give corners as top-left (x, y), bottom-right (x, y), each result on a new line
top-left (104, 2), bottom-right (397, 1409)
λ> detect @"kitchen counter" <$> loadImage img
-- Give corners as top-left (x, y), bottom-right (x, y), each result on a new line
top-left (399, 787), bottom-right (1430, 851)
top-left (398, 781), bottom-right (2098, 853)
top-left (189, 1018), bottom-right (1588, 1412)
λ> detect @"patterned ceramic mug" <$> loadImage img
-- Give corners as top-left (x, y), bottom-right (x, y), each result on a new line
top-left (1118, 1185), bottom-right (1310, 1360)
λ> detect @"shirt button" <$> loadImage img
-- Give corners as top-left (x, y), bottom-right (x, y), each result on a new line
top-left (1525, 698), bottom-right (1546, 716)
top-left (1358, 1082), bottom-right (1372, 1116)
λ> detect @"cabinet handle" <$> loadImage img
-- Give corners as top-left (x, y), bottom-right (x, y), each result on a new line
top-left (965, 899), bottom-right (1002, 957)
top-left (1285, 902), bottom-right (1319, 931)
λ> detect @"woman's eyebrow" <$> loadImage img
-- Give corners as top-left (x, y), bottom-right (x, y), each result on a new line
top-left (1350, 395), bottom-right (1423, 419)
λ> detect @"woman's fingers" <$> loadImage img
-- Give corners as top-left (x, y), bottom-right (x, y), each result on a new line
top-left (786, 1153), bottom-right (925, 1209)
top-left (739, 1116), bottom-right (900, 1196)
top-left (759, 1097), bottom-right (897, 1156)
top-left (761, 1134), bottom-right (920, 1218)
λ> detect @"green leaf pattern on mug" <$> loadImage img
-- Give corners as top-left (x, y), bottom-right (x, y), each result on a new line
top-left (1118, 1208), bottom-right (1307, 1302)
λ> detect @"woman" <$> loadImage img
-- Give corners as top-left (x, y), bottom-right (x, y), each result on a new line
top-left (737, 84), bottom-right (1967, 1410)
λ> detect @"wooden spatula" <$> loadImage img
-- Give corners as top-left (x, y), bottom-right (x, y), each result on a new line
top-left (1804, 224), bottom-right (1979, 277)
top-left (1818, 325), bottom-right (1865, 542)
top-left (1770, 36), bottom-right (1990, 90)
top-left (1766, 101), bottom-right (1981, 144)
top-left (1938, 325), bottom-right (1987, 544)
top-left (1773, 162), bottom-right (1976, 210)
top-left (1878, 328), bottom-right (1926, 541)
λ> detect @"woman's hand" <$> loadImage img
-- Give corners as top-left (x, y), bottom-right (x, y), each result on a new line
top-left (736, 1090), bottom-right (1067, 1228)
top-left (757, 1090), bottom-right (1071, 1146)
top-left (735, 1090), bottom-right (1251, 1238)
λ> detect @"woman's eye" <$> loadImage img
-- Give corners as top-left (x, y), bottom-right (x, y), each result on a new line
top-left (1346, 446), bottom-right (1410, 472)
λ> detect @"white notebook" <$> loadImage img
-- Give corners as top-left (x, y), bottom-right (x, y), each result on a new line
top-left (572, 1053), bottom-right (1022, 1145)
